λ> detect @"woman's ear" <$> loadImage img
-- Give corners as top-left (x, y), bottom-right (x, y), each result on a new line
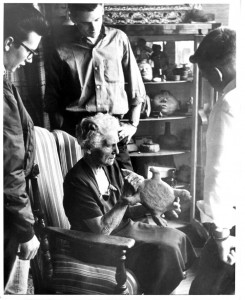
top-left (4, 37), bottom-right (14, 52)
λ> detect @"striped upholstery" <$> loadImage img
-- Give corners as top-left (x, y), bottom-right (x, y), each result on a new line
top-left (52, 130), bottom-right (83, 178)
top-left (34, 126), bottom-right (70, 229)
top-left (51, 246), bottom-right (138, 295)
top-left (34, 126), bottom-right (138, 294)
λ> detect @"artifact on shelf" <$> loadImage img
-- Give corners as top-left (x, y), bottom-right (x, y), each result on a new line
top-left (163, 168), bottom-right (177, 187)
top-left (151, 90), bottom-right (180, 116)
top-left (185, 7), bottom-right (215, 23)
top-left (158, 122), bottom-right (179, 149)
top-left (176, 165), bottom-right (191, 183)
top-left (127, 138), bottom-right (138, 152)
top-left (138, 59), bottom-right (153, 82)
top-left (150, 44), bottom-right (169, 77)
top-left (139, 140), bottom-right (160, 153)
top-left (186, 96), bottom-right (193, 115)
top-left (122, 167), bottom-right (191, 227)
top-left (133, 38), bottom-right (152, 62)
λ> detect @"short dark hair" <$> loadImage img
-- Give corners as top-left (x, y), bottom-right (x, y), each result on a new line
top-left (68, 3), bottom-right (103, 16)
top-left (189, 27), bottom-right (236, 67)
top-left (4, 4), bottom-right (49, 42)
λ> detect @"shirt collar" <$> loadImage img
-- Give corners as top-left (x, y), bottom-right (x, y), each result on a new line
top-left (80, 25), bottom-right (106, 45)
top-left (223, 78), bottom-right (236, 95)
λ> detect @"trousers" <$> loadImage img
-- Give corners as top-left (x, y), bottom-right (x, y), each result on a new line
top-left (189, 237), bottom-right (235, 295)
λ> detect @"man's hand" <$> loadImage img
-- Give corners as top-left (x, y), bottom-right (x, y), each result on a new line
top-left (118, 123), bottom-right (137, 144)
top-left (164, 197), bottom-right (182, 219)
top-left (215, 235), bottom-right (236, 265)
top-left (18, 234), bottom-right (40, 260)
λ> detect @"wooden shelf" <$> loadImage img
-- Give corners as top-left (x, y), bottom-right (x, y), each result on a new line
top-left (122, 115), bottom-right (191, 122)
top-left (144, 79), bottom-right (193, 84)
top-left (125, 79), bottom-right (193, 85)
top-left (129, 149), bottom-right (190, 157)
top-left (109, 23), bottom-right (215, 36)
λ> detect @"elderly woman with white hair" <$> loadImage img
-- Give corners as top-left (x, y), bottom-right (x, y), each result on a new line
top-left (63, 113), bottom-right (197, 294)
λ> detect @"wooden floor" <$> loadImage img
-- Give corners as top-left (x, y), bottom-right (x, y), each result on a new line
top-left (171, 253), bottom-right (200, 295)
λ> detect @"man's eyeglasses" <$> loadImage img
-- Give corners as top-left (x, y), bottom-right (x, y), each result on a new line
top-left (15, 39), bottom-right (38, 60)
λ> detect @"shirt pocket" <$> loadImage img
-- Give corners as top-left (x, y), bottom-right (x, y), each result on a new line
top-left (104, 59), bottom-right (120, 83)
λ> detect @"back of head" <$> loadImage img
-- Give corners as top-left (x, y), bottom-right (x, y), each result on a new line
top-left (68, 3), bottom-right (103, 17)
top-left (76, 113), bottom-right (120, 151)
top-left (189, 26), bottom-right (236, 68)
top-left (4, 4), bottom-right (49, 42)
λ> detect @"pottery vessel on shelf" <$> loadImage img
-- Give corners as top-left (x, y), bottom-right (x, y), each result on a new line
top-left (158, 122), bottom-right (179, 149)
top-left (152, 90), bottom-right (180, 116)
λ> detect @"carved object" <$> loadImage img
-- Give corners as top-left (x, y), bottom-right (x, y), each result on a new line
top-left (138, 168), bottom-right (191, 226)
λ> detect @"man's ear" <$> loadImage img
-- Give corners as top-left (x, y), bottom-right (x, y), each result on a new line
top-left (4, 37), bottom-right (14, 52)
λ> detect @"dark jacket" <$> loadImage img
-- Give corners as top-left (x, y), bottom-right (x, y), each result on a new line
top-left (4, 76), bottom-right (35, 243)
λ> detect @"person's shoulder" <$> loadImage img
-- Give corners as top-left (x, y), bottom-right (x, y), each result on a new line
top-left (64, 158), bottom-right (87, 182)
top-left (3, 77), bottom-right (16, 102)
top-left (105, 25), bottom-right (128, 40)
top-left (53, 26), bottom-right (81, 50)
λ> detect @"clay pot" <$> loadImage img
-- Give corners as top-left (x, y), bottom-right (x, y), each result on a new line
top-left (158, 122), bottom-right (179, 150)
top-left (152, 90), bottom-right (179, 116)
top-left (138, 168), bottom-right (175, 226)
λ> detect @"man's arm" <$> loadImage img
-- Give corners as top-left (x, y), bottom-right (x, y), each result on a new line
top-left (44, 48), bottom-right (66, 128)
top-left (118, 104), bottom-right (141, 143)
top-left (4, 91), bottom-right (40, 259)
top-left (119, 31), bottom-right (146, 142)
top-left (210, 225), bottom-right (236, 265)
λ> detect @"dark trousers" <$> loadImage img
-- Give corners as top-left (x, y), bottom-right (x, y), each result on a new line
top-left (189, 237), bottom-right (235, 295)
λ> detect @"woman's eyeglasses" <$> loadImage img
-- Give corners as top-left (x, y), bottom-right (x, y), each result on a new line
top-left (15, 39), bottom-right (38, 60)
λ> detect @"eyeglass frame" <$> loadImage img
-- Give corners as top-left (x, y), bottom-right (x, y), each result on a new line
top-left (14, 38), bottom-right (38, 59)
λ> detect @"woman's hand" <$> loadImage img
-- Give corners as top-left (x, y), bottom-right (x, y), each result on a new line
top-left (121, 169), bottom-right (144, 205)
top-left (121, 169), bottom-right (144, 194)
top-left (121, 192), bottom-right (141, 206)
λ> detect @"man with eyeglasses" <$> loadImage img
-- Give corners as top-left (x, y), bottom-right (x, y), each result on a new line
top-left (44, 3), bottom-right (146, 170)
top-left (3, 4), bottom-right (48, 294)
top-left (15, 38), bottom-right (39, 60)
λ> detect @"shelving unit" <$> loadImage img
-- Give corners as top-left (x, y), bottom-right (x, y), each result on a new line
top-left (114, 23), bottom-right (215, 225)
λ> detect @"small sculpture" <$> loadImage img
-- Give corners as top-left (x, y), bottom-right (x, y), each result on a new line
top-left (122, 168), bottom-right (191, 227)
top-left (150, 44), bottom-right (169, 77)
top-left (133, 38), bottom-right (152, 62)
top-left (138, 59), bottom-right (153, 82)
top-left (152, 90), bottom-right (180, 116)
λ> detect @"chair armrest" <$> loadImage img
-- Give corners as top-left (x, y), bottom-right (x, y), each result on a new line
top-left (45, 226), bottom-right (135, 251)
